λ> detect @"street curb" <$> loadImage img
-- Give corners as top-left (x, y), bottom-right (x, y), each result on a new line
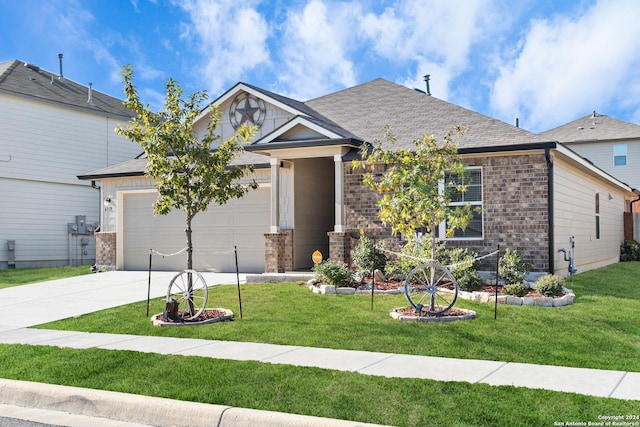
top-left (0, 379), bottom-right (391, 427)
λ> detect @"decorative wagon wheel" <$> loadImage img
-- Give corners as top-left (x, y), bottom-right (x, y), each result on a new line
top-left (166, 269), bottom-right (208, 321)
top-left (403, 261), bottom-right (458, 316)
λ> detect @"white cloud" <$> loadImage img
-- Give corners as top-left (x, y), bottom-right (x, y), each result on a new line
top-left (359, 0), bottom-right (494, 98)
top-left (276, 0), bottom-right (360, 100)
top-left (489, 0), bottom-right (640, 132)
top-left (173, 0), bottom-right (270, 95)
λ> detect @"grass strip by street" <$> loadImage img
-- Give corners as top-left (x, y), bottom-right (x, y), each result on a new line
top-left (0, 266), bottom-right (91, 290)
top-left (0, 344), bottom-right (636, 427)
top-left (36, 262), bottom-right (640, 372)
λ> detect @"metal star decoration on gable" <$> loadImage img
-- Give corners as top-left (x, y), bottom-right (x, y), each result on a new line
top-left (229, 93), bottom-right (266, 130)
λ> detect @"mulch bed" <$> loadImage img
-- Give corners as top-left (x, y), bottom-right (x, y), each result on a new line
top-left (360, 278), bottom-right (554, 298)
top-left (152, 308), bottom-right (233, 327)
top-left (393, 306), bottom-right (472, 317)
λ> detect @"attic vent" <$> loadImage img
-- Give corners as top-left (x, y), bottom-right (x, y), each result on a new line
top-left (24, 63), bottom-right (40, 72)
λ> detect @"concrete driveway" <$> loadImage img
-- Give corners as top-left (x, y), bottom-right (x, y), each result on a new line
top-left (0, 271), bottom-right (245, 328)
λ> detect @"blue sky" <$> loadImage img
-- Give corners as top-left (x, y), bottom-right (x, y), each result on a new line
top-left (2, 0), bottom-right (640, 133)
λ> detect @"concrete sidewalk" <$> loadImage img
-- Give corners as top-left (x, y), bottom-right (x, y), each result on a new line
top-left (0, 325), bottom-right (638, 401)
top-left (0, 271), bottom-right (638, 426)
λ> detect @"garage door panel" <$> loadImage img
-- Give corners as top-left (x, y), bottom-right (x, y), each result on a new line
top-left (195, 211), bottom-right (232, 227)
top-left (123, 189), bottom-right (268, 272)
top-left (234, 211), bottom-right (270, 226)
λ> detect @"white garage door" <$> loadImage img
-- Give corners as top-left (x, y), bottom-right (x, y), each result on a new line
top-left (122, 188), bottom-right (269, 273)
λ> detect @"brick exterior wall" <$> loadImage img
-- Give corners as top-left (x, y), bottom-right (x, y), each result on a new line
top-left (341, 153), bottom-right (550, 272)
top-left (328, 232), bottom-right (350, 265)
top-left (264, 232), bottom-right (285, 273)
top-left (282, 229), bottom-right (294, 271)
top-left (95, 231), bottom-right (116, 269)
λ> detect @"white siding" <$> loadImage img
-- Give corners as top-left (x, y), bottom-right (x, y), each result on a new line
top-left (0, 95), bottom-right (139, 185)
top-left (0, 177), bottom-right (98, 267)
top-left (0, 93), bottom-right (141, 267)
top-left (566, 140), bottom-right (640, 188)
top-left (553, 155), bottom-right (626, 275)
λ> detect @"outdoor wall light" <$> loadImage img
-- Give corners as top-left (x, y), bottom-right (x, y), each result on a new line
top-left (104, 196), bottom-right (113, 208)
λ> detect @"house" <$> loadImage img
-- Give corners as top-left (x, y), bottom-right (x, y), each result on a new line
top-left (539, 112), bottom-right (640, 212)
top-left (80, 79), bottom-right (638, 277)
top-left (0, 59), bottom-right (140, 269)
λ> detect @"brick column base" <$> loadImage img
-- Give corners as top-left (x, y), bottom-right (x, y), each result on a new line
top-left (328, 231), bottom-right (351, 266)
top-left (95, 231), bottom-right (116, 269)
top-left (264, 232), bottom-right (286, 273)
top-left (281, 229), bottom-right (294, 271)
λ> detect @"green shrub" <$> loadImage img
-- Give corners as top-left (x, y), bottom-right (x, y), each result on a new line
top-left (313, 259), bottom-right (352, 287)
top-left (384, 237), bottom-right (447, 280)
top-left (498, 248), bottom-right (531, 285)
top-left (620, 240), bottom-right (640, 261)
top-left (502, 283), bottom-right (529, 297)
top-left (352, 230), bottom-right (387, 273)
top-left (445, 247), bottom-right (485, 292)
top-left (534, 274), bottom-right (564, 297)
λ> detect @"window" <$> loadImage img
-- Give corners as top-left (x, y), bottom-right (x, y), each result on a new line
top-left (441, 168), bottom-right (483, 239)
top-left (613, 144), bottom-right (627, 166)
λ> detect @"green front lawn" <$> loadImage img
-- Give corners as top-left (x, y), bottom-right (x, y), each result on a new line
top-left (0, 344), bottom-right (635, 427)
top-left (0, 266), bottom-right (91, 290)
top-left (36, 262), bottom-right (640, 372)
top-left (0, 262), bottom-right (637, 426)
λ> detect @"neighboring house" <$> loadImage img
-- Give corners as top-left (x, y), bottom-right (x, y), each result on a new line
top-left (80, 79), bottom-right (638, 277)
top-left (539, 111), bottom-right (640, 212)
top-left (0, 59), bottom-right (139, 269)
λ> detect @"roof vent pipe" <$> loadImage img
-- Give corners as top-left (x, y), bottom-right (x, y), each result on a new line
top-left (58, 53), bottom-right (64, 79)
top-left (87, 82), bottom-right (94, 105)
top-left (423, 74), bottom-right (431, 96)
top-left (516, 117), bottom-right (519, 128)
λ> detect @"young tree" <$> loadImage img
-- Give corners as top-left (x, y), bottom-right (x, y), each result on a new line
top-left (116, 64), bottom-right (258, 276)
top-left (353, 125), bottom-right (474, 262)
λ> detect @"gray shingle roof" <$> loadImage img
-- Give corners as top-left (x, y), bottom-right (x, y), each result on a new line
top-left (0, 59), bottom-right (132, 119)
top-left (539, 112), bottom-right (640, 142)
top-left (78, 151), bottom-right (271, 180)
top-left (80, 78), bottom-right (552, 179)
top-left (305, 78), bottom-right (550, 150)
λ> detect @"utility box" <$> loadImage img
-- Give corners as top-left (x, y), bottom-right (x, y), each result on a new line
top-left (67, 215), bottom-right (91, 235)
top-left (7, 240), bottom-right (15, 269)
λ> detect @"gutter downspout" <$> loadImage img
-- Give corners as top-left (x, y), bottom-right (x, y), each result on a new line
top-left (545, 148), bottom-right (555, 274)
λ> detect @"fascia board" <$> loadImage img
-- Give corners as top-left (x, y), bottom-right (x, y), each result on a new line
top-left (196, 83), bottom-right (311, 123)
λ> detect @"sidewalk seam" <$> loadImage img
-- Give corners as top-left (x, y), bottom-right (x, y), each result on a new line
top-left (260, 346), bottom-right (303, 362)
top-left (474, 361), bottom-right (509, 383)
top-left (356, 354), bottom-right (395, 373)
top-left (608, 371), bottom-right (628, 398)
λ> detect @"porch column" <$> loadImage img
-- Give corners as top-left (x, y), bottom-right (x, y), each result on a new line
top-left (270, 158), bottom-right (280, 233)
top-left (334, 154), bottom-right (345, 232)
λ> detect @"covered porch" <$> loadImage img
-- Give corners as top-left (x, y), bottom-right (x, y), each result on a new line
top-left (247, 139), bottom-right (360, 273)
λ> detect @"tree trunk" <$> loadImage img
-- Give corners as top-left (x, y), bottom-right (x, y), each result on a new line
top-left (185, 192), bottom-right (195, 315)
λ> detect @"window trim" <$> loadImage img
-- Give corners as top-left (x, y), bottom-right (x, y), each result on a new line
top-left (613, 144), bottom-right (627, 167)
top-left (439, 166), bottom-right (483, 241)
